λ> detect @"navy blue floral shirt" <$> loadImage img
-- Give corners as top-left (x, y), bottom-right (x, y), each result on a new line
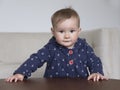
top-left (14, 37), bottom-right (104, 79)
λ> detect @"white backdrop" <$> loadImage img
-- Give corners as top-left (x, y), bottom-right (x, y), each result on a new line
top-left (0, 0), bottom-right (120, 32)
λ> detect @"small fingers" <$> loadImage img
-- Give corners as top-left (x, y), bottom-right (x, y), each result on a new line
top-left (96, 74), bottom-right (100, 82)
top-left (87, 74), bottom-right (93, 80)
top-left (14, 78), bottom-right (18, 82)
top-left (93, 74), bottom-right (99, 82)
top-left (9, 76), bottom-right (17, 83)
top-left (88, 73), bottom-right (108, 82)
top-left (5, 76), bottom-right (15, 82)
top-left (87, 73), bottom-right (97, 81)
top-left (100, 75), bottom-right (108, 80)
top-left (5, 75), bottom-right (24, 83)
top-left (19, 78), bottom-right (24, 82)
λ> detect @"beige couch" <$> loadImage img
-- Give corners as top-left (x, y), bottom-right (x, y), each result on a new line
top-left (0, 28), bottom-right (120, 79)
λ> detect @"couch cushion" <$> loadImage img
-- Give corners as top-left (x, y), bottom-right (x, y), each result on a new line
top-left (0, 63), bottom-right (46, 79)
top-left (0, 33), bottom-right (52, 64)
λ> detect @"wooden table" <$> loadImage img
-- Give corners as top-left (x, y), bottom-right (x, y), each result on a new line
top-left (0, 78), bottom-right (120, 90)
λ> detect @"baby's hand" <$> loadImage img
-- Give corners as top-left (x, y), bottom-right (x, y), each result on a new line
top-left (87, 73), bottom-right (108, 82)
top-left (5, 74), bottom-right (24, 83)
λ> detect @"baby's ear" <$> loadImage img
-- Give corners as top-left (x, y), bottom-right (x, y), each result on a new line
top-left (78, 28), bottom-right (81, 34)
top-left (51, 27), bottom-right (54, 35)
top-left (51, 27), bottom-right (53, 32)
top-left (79, 28), bottom-right (81, 32)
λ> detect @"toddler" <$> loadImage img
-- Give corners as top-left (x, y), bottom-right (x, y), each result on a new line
top-left (6, 7), bottom-right (108, 82)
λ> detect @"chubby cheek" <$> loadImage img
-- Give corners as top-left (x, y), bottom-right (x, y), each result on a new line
top-left (54, 34), bottom-right (63, 42)
top-left (57, 37), bottom-right (63, 42)
top-left (72, 34), bottom-right (79, 42)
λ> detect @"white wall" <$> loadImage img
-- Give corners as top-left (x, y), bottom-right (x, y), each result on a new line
top-left (0, 0), bottom-right (120, 32)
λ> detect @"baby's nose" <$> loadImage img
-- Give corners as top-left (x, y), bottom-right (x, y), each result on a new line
top-left (64, 33), bottom-right (70, 38)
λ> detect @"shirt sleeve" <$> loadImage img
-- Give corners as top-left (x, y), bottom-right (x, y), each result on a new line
top-left (83, 39), bottom-right (104, 75)
top-left (13, 45), bottom-right (51, 78)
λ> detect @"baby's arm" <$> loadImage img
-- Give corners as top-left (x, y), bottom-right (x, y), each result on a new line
top-left (5, 74), bottom-right (24, 83)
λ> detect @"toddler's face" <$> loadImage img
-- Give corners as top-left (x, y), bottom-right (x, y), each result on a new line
top-left (52, 17), bottom-right (81, 49)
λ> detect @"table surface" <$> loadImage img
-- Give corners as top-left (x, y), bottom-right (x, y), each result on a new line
top-left (0, 78), bottom-right (120, 90)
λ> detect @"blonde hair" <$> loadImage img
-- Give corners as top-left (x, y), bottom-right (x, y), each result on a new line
top-left (51, 8), bottom-right (80, 28)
